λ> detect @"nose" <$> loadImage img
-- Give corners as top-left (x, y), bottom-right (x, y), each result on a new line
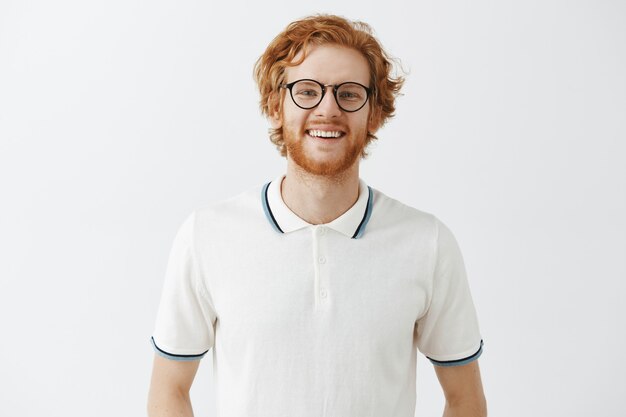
top-left (314, 86), bottom-right (342, 118)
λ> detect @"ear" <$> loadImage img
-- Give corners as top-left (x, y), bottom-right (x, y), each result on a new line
top-left (268, 91), bottom-right (283, 129)
top-left (368, 109), bottom-right (382, 134)
top-left (269, 112), bottom-right (282, 129)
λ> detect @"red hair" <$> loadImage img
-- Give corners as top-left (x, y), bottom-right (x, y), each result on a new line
top-left (253, 14), bottom-right (405, 157)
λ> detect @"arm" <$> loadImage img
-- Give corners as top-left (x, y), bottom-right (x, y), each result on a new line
top-left (434, 360), bottom-right (487, 417)
top-left (147, 354), bottom-right (201, 417)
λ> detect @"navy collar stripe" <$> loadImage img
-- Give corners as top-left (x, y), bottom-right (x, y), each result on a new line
top-left (351, 186), bottom-right (373, 239)
top-left (262, 178), bottom-right (373, 238)
top-left (261, 182), bottom-right (284, 233)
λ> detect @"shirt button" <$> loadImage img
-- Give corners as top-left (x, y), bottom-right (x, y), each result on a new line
top-left (319, 226), bottom-right (326, 235)
top-left (318, 256), bottom-right (326, 264)
top-left (320, 289), bottom-right (328, 298)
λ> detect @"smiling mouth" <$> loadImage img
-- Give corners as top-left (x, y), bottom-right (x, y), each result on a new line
top-left (306, 129), bottom-right (346, 139)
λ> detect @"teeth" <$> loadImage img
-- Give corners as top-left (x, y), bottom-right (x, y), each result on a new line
top-left (308, 130), bottom-right (343, 138)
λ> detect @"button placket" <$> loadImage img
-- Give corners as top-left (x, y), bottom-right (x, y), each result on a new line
top-left (312, 226), bottom-right (329, 307)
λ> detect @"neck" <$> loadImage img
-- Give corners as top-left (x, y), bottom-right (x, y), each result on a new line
top-left (281, 160), bottom-right (361, 225)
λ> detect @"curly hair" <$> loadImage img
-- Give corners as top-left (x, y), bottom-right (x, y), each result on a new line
top-left (253, 14), bottom-right (405, 158)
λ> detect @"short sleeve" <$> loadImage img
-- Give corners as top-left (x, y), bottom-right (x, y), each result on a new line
top-left (415, 217), bottom-right (483, 367)
top-left (150, 211), bottom-right (216, 361)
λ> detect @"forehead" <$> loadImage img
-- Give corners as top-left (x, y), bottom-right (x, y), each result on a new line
top-left (285, 44), bottom-right (370, 86)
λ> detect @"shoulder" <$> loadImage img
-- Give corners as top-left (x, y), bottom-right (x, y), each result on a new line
top-left (193, 182), bottom-right (264, 222)
top-left (180, 183), bottom-right (269, 243)
top-left (368, 185), bottom-right (441, 236)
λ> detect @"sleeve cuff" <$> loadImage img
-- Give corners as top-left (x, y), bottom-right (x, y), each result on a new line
top-left (427, 339), bottom-right (484, 367)
top-left (150, 336), bottom-right (208, 361)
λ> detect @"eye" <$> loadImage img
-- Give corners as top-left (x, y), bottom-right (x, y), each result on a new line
top-left (338, 91), bottom-right (362, 101)
top-left (296, 89), bottom-right (319, 97)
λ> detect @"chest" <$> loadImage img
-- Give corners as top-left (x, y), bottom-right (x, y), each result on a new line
top-left (198, 228), bottom-right (432, 348)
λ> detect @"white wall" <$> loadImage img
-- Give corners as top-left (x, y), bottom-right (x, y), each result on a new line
top-left (1, 0), bottom-right (624, 415)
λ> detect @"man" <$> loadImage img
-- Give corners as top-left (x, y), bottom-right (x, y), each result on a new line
top-left (148, 14), bottom-right (486, 417)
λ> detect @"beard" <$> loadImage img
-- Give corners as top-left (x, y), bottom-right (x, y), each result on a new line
top-left (283, 125), bottom-right (368, 177)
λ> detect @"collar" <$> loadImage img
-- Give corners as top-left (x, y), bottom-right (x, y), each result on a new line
top-left (261, 174), bottom-right (374, 239)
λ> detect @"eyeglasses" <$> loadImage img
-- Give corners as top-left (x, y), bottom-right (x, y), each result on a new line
top-left (279, 79), bottom-right (372, 113)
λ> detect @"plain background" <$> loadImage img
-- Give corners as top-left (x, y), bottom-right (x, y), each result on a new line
top-left (1, 0), bottom-right (624, 415)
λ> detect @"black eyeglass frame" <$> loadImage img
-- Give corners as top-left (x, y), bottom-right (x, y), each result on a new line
top-left (279, 79), bottom-right (373, 113)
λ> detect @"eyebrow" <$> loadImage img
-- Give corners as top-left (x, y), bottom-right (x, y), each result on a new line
top-left (288, 78), bottom-right (370, 87)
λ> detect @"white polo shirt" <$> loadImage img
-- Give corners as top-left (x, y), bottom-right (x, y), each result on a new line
top-left (151, 174), bottom-right (483, 417)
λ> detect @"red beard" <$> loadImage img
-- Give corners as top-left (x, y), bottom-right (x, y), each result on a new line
top-left (283, 127), bottom-right (368, 177)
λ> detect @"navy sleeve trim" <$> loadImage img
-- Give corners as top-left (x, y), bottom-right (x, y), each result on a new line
top-left (150, 337), bottom-right (208, 361)
top-left (427, 340), bottom-right (484, 367)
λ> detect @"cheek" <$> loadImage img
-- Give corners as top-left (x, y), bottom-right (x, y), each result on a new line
top-left (283, 106), bottom-right (308, 131)
top-left (350, 113), bottom-right (371, 133)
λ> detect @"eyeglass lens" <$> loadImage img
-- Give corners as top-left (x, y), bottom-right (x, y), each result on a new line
top-left (291, 80), bottom-right (368, 112)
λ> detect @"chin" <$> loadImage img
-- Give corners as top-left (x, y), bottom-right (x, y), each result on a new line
top-left (288, 147), bottom-right (362, 177)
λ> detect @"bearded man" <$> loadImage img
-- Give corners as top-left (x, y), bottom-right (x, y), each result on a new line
top-left (148, 14), bottom-right (487, 417)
